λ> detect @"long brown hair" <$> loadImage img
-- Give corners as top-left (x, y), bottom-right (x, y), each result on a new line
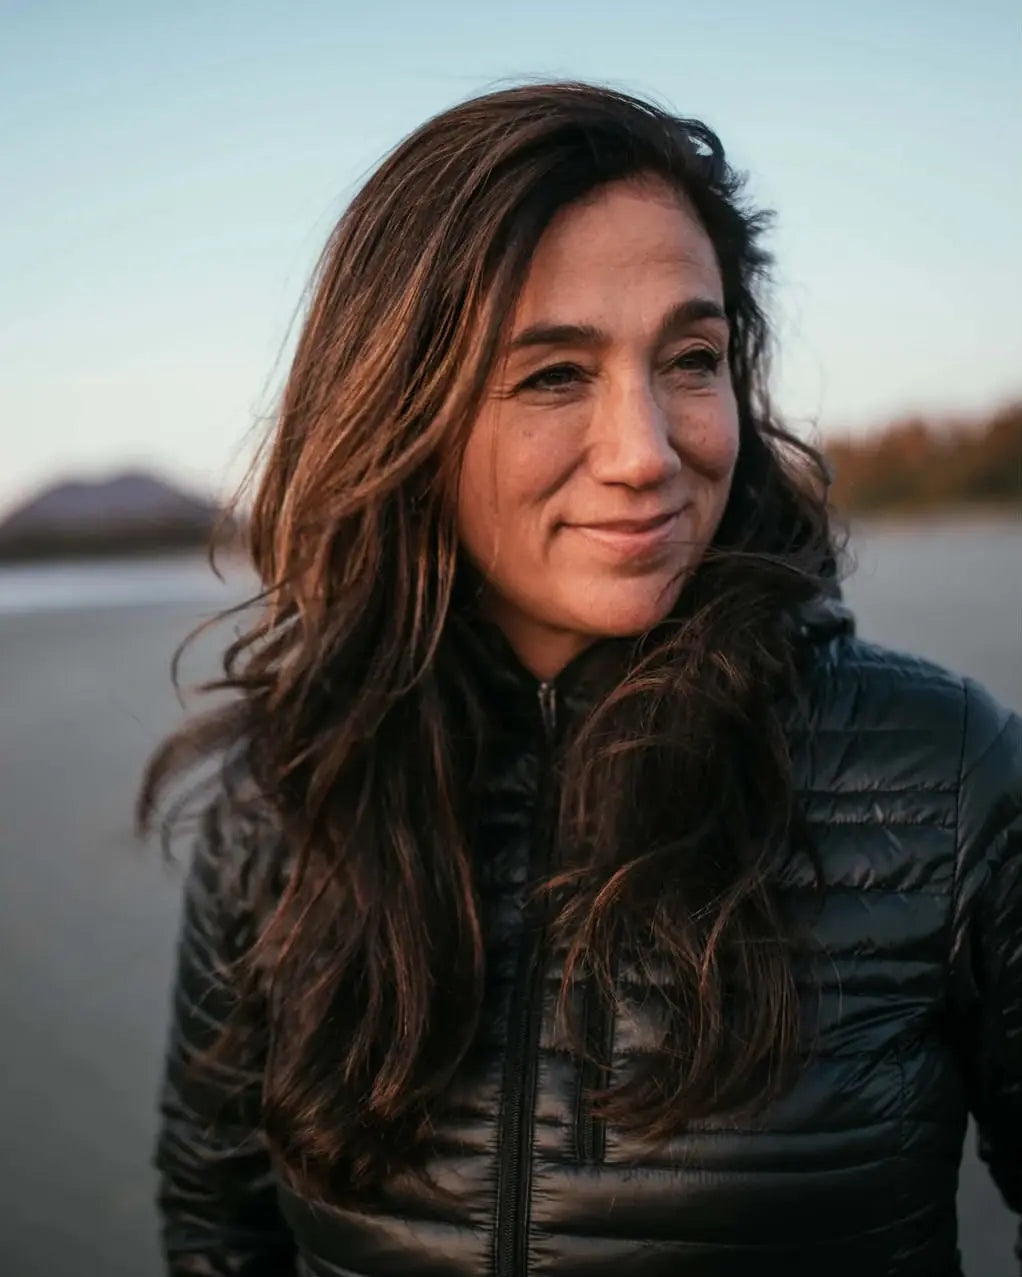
top-left (138, 81), bottom-right (837, 1199)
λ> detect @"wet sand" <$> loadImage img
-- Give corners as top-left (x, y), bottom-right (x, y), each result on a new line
top-left (0, 523), bottom-right (1018, 1275)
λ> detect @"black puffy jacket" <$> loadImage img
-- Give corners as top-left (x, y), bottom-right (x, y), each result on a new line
top-left (156, 602), bottom-right (1022, 1276)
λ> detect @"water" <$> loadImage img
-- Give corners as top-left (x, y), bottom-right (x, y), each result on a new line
top-left (0, 552), bottom-right (253, 614)
top-left (841, 517), bottom-right (1021, 711)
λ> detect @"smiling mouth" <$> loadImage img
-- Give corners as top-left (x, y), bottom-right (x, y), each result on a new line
top-left (582, 511), bottom-right (680, 534)
top-left (569, 507), bottom-right (688, 557)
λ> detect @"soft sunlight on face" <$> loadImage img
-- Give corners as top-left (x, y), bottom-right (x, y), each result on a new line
top-left (456, 177), bottom-right (740, 679)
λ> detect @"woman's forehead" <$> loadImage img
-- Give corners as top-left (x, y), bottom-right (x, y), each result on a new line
top-left (509, 183), bottom-right (723, 344)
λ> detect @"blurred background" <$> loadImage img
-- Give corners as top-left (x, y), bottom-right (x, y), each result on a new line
top-left (1, 2), bottom-right (1019, 1274)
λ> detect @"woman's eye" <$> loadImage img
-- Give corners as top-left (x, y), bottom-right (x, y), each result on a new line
top-left (669, 348), bottom-right (724, 379)
top-left (517, 363), bottom-right (586, 393)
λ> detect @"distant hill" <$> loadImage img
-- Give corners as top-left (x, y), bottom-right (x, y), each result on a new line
top-left (0, 470), bottom-right (239, 562)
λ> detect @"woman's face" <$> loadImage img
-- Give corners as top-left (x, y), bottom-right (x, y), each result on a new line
top-left (457, 177), bottom-right (740, 679)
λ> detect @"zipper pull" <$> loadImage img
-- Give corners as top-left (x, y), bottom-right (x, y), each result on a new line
top-left (537, 680), bottom-right (558, 741)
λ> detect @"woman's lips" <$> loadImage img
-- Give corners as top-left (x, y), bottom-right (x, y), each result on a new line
top-left (569, 508), bottom-right (686, 557)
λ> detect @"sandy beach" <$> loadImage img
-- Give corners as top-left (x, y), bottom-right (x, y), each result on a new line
top-left (0, 521), bottom-right (1018, 1275)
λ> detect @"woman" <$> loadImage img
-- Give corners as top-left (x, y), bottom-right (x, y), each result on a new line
top-left (139, 82), bottom-right (1022, 1276)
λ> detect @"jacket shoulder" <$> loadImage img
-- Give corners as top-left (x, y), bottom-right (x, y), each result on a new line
top-left (795, 633), bottom-right (1022, 892)
top-left (801, 633), bottom-right (1019, 775)
top-left (796, 633), bottom-right (974, 756)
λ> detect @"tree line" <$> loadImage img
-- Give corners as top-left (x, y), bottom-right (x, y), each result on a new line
top-left (823, 400), bottom-right (1021, 515)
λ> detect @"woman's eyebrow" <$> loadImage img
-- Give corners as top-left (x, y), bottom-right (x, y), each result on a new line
top-left (656, 297), bottom-right (729, 343)
top-left (507, 297), bottom-right (729, 354)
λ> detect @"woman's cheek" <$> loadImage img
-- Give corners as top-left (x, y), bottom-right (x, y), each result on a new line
top-left (699, 395), bottom-right (740, 475)
top-left (676, 412), bottom-right (738, 480)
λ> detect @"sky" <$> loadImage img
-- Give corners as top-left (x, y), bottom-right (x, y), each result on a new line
top-left (1, 0), bottom-right (1019, 515)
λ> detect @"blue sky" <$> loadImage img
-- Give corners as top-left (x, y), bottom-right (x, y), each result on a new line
top-left (1, 0), bottom-right (1019, 512)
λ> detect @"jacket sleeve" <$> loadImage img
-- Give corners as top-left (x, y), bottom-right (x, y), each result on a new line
top-left (949, 679), bottom-right (1022, 1266)
top-left (155, 787), bottom-right (297, 1276)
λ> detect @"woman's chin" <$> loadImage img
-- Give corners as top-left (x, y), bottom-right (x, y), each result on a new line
top-left (570, 580), bottom-right (683, 639)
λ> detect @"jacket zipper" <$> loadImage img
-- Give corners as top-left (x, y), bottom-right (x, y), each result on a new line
top-left (494, 680), bottom-right (558, 1277)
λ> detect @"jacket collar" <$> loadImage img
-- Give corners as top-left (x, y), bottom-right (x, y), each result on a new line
top-left (446, 605), bottom-right (630, 739)
top-left (446, 588), bottom-right (855, 739)
top-left (792, 590), bottom-right (856, 643)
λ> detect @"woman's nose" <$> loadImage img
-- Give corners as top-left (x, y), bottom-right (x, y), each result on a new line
top-left (587, 378), bottom-right (680, 490)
